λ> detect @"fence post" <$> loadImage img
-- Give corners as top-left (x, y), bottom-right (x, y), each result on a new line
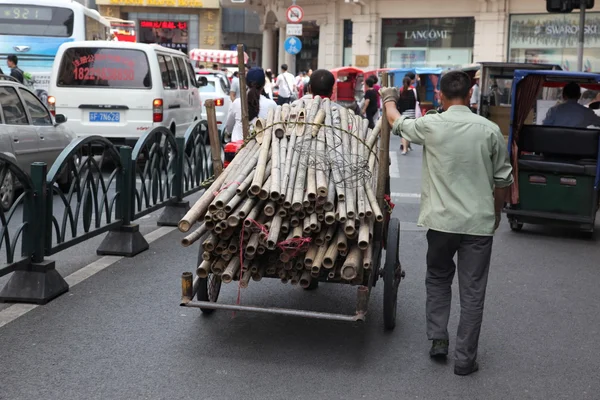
top-left (158, 136), bottom-right (190, 226)
top-left (96, 146), bottom-right (149, 257)
top-left (0, 162), bottom-right (69, 304)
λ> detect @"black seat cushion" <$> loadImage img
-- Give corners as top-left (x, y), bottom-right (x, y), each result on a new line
top-left (519, 125), bottom-right (600, 158)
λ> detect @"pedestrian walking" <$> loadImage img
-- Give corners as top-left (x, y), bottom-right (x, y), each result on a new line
top-left (396, 76), bottom-right (418, 155)
top-left (275, 64), bottom-right (296, 105)
top-left (361, 75), bottom-right (378, 129)
top-left (7, 55), bottom-right (24, 84)
top-left (224, 67), bottom-right (277, 142)
top-left (380, 70), bottom-right (514, 376)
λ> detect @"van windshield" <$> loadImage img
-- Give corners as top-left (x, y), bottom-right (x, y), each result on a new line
top-left (57, 48), bottom-right (151, 89)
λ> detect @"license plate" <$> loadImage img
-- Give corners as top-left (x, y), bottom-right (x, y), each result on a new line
top-left (89, 112), bottom-right (120, 122)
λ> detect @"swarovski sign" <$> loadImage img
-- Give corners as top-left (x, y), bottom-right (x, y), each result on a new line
top-left (540, 23), bottom-right (599, 35)
top-left (405, 29), bottom-right (450, 40)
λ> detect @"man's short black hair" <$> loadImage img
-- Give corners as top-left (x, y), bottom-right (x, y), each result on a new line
top-left (563, 82), bottom-right (581, 100)
top-left (405, 72), bottom-right (416, 81)
top-left (365, 76), bottom-right (376, 87)
top-left (7, 55), bottom-right (17, 65)
top-left (309, 69), bottom-right (335, 97)
top-left (440, 70), bottom-right (472, 100)
top-left (281, 64), bottom-right (288, 71)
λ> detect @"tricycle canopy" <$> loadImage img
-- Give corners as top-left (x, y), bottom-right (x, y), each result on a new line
top-left (330, 67), bottom-right (364, 102)
top-left (507, 69), bottom-right (600, 206)
top-left (389, 67), bottom-right (444, 108)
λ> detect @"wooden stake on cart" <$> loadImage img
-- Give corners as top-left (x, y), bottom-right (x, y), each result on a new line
top-left (205, 99), bottom-right (223, 178)
top-left (237, 44), bottom-right (250, 140)
top-left (375, 72), bottom-right (391, 243)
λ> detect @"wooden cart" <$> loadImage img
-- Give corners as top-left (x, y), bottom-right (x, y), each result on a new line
top-left (180, 69), bottom-right (404, 330)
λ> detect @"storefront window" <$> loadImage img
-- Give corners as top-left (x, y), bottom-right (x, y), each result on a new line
top-left (381, 18), bottom-right (475, 68)
top-left (139, 20), bottom-right (189, 53)
top-left (127, 13), bottom-right (198, 55)
top-left (509, 13), bottom-right (600, 72)
top-left (343, 20), bottom-right (352, 67)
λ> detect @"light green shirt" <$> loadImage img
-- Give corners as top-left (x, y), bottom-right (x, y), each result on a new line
top-left (392, 105), bottom-right (513, 236)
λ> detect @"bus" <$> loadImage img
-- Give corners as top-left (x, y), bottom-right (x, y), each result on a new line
top-left (0, 0), bottom-right (110, 101)
top-left (104, 17), bottom-right (136, 42)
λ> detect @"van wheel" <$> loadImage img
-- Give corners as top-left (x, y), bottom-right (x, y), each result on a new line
top-left (1, 171), bottom-right (15, 211)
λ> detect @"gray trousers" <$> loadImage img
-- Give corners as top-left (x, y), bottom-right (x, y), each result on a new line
top-left (425, 230), bottom-right (493, 367)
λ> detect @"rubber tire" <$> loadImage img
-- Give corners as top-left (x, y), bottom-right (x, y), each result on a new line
top-left (1, 171), bottom-right (15, 212)
top-left (509, 220), bottom-right (523, 232)
top-left (383, 218), bottom-right (401, 331)
top-left (196, 243), bottom-right (221, 314)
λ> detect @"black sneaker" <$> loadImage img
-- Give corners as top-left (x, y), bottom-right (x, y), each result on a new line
top-left (429, 339), bottom-right (449, 358)
top-left (454, 361), bottom-right (479, 376)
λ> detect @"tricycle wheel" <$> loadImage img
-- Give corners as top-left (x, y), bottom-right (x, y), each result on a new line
top-left (197, 245), bottom-right (221, 314)
top-left (509, 220), bottom-right (523, 232)
top-left (383, 218), bottom-right (403, 330)
top-left (197, 274), bottom-right (222, 314)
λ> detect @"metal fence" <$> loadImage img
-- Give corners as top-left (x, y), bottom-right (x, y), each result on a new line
top-left (0, 119), bottom-right (220, 305)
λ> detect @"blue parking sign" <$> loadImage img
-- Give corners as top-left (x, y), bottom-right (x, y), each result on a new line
top-left (284, 36), bottom-right (302, 55)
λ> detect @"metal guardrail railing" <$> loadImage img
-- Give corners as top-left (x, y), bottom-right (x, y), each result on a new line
top-left (0, 119), bottom-right (224, 305)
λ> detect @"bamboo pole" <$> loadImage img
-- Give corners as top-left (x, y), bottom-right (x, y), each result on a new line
top-left (270, 109), bottom-right (282, 201)
top-left (340, 247), bottom-right (362, 281)
top-left (237, 44), bottom-right (250, 140)
top-left (181, 223), bottom-right (208, 247)
top-left (197, 260), bottom-right (212, 279)
top-left (178, 140), bottom-right (256, 232)
top-left (322, 239), bottom-right (338, 270)
top-left (205, 99), bottom-right (223, 178)
top-left (375, 72), bottom-right (391, 243)
top-left (250, 108), bottom-right (275, 195)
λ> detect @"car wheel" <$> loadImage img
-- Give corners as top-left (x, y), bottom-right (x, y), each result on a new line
top-left (1, 170), bottom-right (15, 211)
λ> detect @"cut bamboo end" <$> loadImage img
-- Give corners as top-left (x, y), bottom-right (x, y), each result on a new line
top-left (178, 220), bottom-right (191, 233)
top-left (197, 260), bottom-right (211, 279)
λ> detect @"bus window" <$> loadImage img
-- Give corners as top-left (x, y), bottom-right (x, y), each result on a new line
top-left (0, 5), bottom-right (74, 37)
top-left (85, 15), bottom-right (108, 40)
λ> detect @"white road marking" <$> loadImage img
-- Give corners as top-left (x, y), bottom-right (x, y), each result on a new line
top-left (391, 192), bottom-right (421, 199)
top-left (389, 152), bottom-right (400, 178)
top-left (0, 226), bottom-right (176, 329)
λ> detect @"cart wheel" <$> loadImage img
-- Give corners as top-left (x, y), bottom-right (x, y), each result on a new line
top-left (509, 220), bottom-right (523, 232)
top-left (197, 246), bottom-right (222, 314)
top-left (383, 218), bottom-right (403, 331)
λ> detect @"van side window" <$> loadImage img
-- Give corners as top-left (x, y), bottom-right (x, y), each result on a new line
top-left (174, 57), bottom-right (189, 90)
top-left (163, 56), bottom-right (179, 90)
top-left (186, 62), bottom-right (199, 88)
top-left (0, 87), bottom-right (28, 125)
top-left (19, 88), bottom-right (52, 126)
top-left (158, 55), bottom-right (173, 89)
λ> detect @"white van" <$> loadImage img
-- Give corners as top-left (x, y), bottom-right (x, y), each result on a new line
top-left (48, 41), bottom-right (202, 146)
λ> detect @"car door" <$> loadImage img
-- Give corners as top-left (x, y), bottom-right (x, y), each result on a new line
top-left (18, 87), bottom-right (65, 164)
top-left (161, 54), bottom-right (181, 133)
top-left (0, 86), bottom-right (39, 173)
top-left (186, 61), bottom-right (202, 118)
top-left (173, 56), bottom-right (192, 134)
top-left (173, 57), bottom-right (194, 131)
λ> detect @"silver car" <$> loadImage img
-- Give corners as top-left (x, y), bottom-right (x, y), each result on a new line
top-left (0, 76), bottom-right (76, 210)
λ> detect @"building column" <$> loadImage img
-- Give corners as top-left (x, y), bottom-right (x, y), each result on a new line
top-left (351, 11), bottom-right (380, 70)
top-left (278, 24), bottom-right (286, 71)
top-left (474, 0), bottom-right (507, 62)
top-left (261, 24), bottom-right (275, 70)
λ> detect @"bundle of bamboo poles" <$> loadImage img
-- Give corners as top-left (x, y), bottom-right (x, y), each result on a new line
top-left (179, 96), bottom-right (383, 289)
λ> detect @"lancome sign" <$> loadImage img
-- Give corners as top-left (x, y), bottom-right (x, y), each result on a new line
top-left (405, 29), bottom-right (450, 41)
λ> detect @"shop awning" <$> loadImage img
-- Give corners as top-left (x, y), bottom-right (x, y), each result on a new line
top-left (189, 49), bottom-right (249, 65)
